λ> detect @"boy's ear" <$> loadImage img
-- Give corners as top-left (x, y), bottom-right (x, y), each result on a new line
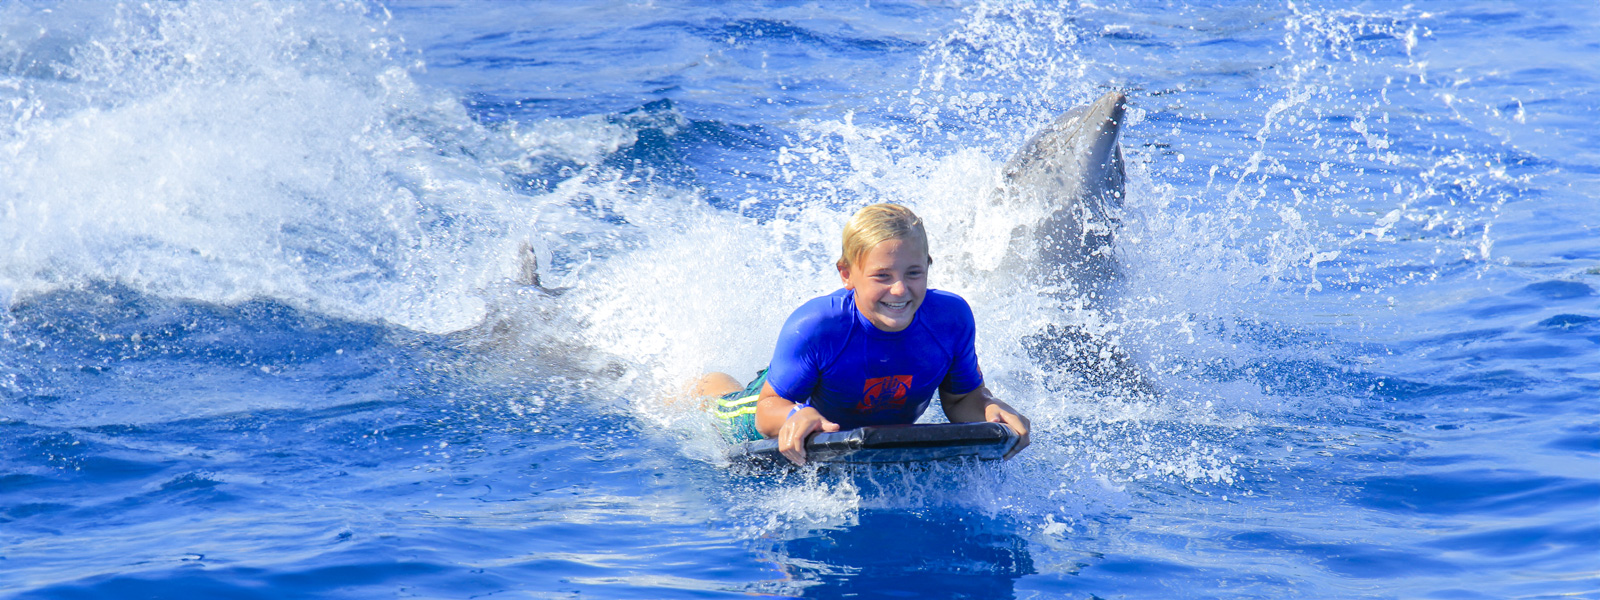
top-left (837, 262), bottom-right (854, 289)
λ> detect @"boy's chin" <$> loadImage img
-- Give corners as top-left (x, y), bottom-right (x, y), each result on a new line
top-left (870, 309), bottom-right (918, 331)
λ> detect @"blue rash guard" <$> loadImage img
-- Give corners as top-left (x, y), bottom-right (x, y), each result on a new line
top-left (765, 288), bottom-right (985, 430)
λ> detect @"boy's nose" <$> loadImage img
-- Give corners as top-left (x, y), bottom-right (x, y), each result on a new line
top-left (889, 280), bottom-right (906, 295)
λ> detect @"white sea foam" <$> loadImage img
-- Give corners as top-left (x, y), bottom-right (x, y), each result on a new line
top-left (0, 1), bottom-right (551, 334)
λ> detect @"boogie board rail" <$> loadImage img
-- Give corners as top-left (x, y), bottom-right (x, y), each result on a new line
top-left (728, 422), bottom-right (1018, 465)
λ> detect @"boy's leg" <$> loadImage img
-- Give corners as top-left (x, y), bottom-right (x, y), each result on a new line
top-left (706, 370), bottom-right (769, 443)
top-left (693, 372), bottom-right (744, 398)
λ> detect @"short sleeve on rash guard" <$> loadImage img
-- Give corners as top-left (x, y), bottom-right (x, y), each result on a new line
top-left (764, 293), bottom-right (845, 403)
top-left (933, 292), bottom-right (983, 396)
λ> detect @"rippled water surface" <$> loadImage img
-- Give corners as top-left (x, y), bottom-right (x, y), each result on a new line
top-left (2, 1), bottom-right (1597, 598)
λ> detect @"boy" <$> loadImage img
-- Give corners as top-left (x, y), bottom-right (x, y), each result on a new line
top-left (698, 204), bottom-right (1030, 465)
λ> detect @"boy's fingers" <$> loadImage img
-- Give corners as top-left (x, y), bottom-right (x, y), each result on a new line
top-left (780, 418), bottom-right (816, 466)
top-left (1005, 430), bottom-right (1030, 459)
top-left (1008, 415), bottom-right (1029, 437)
top-left (989, 408), bottom-right (1030, 460)
top-left (781, 443), bottom-right (804, 465)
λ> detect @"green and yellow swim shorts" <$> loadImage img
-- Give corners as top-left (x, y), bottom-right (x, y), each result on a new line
top-left (711, 369), bottom-right (767, 443)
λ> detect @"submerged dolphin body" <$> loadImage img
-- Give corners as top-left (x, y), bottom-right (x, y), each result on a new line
top-left (991, 90), bottom-right (1127, 305)
top-left (993, 91), bottom-right (1151, 392)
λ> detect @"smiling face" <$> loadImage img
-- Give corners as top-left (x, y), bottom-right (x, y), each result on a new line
top-left (838, 237), bottom-right (929, 332)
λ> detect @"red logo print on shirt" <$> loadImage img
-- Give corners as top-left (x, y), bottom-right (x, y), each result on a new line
top-left (861, 375), bottom-right (912, 411)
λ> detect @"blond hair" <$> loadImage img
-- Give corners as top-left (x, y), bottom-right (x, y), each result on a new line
top-left (837, 203), bottom-right (931, 270)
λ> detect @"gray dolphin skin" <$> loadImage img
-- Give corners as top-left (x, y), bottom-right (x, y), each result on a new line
top-left (993, 90), bottom-right (1127, 306)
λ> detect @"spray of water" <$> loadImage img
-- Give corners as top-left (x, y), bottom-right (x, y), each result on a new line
top-left (1, 1), bottom-right (547, 334)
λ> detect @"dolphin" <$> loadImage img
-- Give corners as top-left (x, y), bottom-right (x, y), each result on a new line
top-left (991, 91), bottom-right (1151, 392)
top-left (991, 90), bottom-right (1127, 305)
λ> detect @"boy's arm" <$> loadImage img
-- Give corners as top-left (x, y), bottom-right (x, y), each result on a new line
top-left (940, 385), bottom-right (1031, 459)
top-left (755, 382), bottom-right (839, 466)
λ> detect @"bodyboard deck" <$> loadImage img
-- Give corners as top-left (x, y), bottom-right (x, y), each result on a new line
top-left (728, 422), bottom-right (1018, 465)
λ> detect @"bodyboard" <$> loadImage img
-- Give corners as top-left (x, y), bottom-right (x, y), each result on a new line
top-left (728, 422), bottom-right (1018, 465)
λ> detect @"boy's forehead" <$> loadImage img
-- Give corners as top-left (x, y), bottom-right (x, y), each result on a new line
top-left (881, 234), bottom-right (928, 251)
top-left (861, 237), bottom-right (929, 264)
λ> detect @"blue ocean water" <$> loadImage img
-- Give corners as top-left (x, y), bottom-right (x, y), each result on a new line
top-left (2, 1), bottom-right (1597, 598)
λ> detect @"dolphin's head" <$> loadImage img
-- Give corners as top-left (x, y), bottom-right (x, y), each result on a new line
top-left (999, 90), bottom-right (1126, 204)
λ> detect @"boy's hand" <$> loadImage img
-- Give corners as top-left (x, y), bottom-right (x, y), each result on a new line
top-left (985, 402), bottom-right (1031, 460)
top-left (778, 406), bottom-right (840, 466)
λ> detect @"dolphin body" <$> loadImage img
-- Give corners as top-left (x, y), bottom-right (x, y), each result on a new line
top-left (991, 91), bottom-right (1151, 392)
